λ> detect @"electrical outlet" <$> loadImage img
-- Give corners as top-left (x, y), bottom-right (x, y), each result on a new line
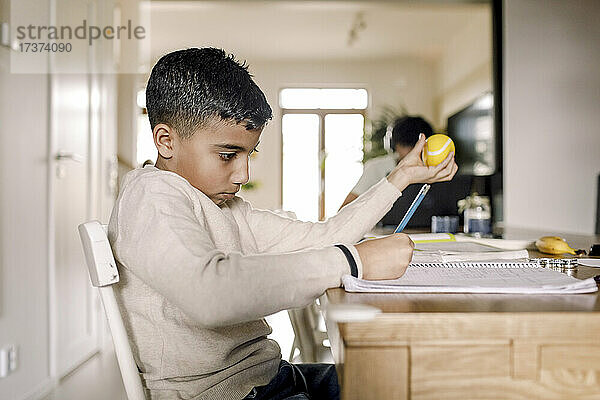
top-left (0, 347), bottom-right (8, 378)
top-left (0, 345), bottom-right (18, 378)
top-left (8, 345), bottom-right (17, 372)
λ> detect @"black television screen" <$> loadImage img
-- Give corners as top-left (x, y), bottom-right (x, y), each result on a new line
top-left (447, 92), bottom-right (496, 176)
top-left (379, 175), bottom-right (473, 228)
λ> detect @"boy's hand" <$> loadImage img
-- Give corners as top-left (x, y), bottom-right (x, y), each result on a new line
top-left (386, 134), bottom-right (458, 192)
top-left (355, 234), bottom-right (414, 280)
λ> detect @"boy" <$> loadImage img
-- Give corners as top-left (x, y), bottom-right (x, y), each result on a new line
top-left (340, 116), bottom-right (434, 209)
top-left (108, 48), bottom-right (457, 400)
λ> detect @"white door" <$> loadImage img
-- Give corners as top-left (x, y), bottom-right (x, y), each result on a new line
top-left (51, 0), bottom-right (99, 377)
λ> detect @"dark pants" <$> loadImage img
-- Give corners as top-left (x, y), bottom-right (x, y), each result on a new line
top-left (244, 361), bottom-right (340, 400)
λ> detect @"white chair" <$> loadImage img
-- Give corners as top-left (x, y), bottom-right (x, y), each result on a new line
top-left (271, 209), bottom-right (332, 363)
top-left (78, 221), bottom-right (147, 400)
top-left (287, 302), bottom-right (330, 362)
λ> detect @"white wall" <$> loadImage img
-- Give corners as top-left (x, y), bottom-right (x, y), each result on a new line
top-left (503, 0), bottom-right (600, 234)
top-left (0, 0), bottom-right (120, 397)
top-left (241, 57), bottom-right (437, 209)
top-left (0, 12), bottom-right (52, 400)
top-left (435, 8), bottom-right (492, 126)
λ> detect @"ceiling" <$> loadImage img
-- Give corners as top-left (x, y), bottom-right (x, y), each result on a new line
top-left (148, 1), bottom-right (490, 63)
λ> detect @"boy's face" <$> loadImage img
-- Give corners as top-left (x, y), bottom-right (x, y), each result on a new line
top-left (394, 144), bottom-right (413, 161)
top-left (155, 119), bottom-right (261, 206)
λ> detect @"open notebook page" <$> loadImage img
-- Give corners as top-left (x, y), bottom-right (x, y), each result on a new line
top-left (343, 264), bottom-right (598, 294)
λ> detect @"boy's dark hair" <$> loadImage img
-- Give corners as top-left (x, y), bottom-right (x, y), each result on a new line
top-left (146, 47), bottom-right (272, 139)
top-left (391, 116), bottom-right (433, 149)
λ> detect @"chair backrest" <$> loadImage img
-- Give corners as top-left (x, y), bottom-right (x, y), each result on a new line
top-left (78, 221), bottom-right (146, 400)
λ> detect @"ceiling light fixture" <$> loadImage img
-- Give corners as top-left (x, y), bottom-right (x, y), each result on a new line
top-left (347, 11), bottom-right (366, 47)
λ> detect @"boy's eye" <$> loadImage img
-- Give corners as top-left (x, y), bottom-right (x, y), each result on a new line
top-left (219, 152), bottom-right (236, 161)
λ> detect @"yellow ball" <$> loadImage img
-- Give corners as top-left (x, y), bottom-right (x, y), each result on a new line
top-left (423, 134), bottom-right (455, 166)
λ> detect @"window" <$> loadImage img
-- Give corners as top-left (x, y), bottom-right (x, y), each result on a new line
top-left (280, 88), bottom-right (368, 109)
top-left (281, 88), bottom-right (367, 221)
top-left (136, 89), bottom-right (157, 166)
top-left (282, 114), bottom-right (320, 221)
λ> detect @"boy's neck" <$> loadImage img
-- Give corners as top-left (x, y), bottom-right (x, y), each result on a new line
top-left (155, 157), bottom-right (168, 171)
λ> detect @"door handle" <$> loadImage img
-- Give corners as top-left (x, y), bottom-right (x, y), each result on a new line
top-left (55, 151), bottom-right (84, 163)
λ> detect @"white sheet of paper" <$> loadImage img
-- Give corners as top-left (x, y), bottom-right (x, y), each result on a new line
top-left (578, 258), bottom-right (600, 268)
top-left (411, 250), bottom-right (528, 263)
top-left (415, 241), bottom-right (503, 252)
top-left (343, 265), bottom-right (598, 294)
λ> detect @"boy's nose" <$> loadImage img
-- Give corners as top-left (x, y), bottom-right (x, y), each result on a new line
top-left (231, 159), bottom-right (250, 186)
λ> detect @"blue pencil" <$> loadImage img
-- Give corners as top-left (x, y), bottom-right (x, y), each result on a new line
top-left (394, 184), bottom-right (431, 233)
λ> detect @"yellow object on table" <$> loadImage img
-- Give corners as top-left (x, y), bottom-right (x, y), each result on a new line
top-left (535, 236), bottom-right (577, 255)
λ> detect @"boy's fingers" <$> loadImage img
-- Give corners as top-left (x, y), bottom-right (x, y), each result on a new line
top-left (441, 163), bottom-right (458, 182)
top-left (433, 158), bottom-right (456, 181)
top-left (410, 133), bottom-right (427, 155)
top-left (433, 152), bottom-right (454, 173)
top-left (446, 160), bottom-right (458, 177)
top-left (441, 162), bottom-right (458, 181)
top-left (451, 163), bottom-right (459, 178)
top-left (446, 162), bottom-right (459, 180)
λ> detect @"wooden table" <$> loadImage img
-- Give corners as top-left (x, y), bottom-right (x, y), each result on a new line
top-left (322, 228), bottom-right (600, 400)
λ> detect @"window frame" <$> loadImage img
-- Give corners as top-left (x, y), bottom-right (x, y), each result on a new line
top-left (280, 107), bottom-right (367, 221)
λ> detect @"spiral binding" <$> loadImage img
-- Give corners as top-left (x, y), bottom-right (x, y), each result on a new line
top-left (528, 258), bottom-right (578, 270)
top-left (410, 262), bottom-right (541, 269)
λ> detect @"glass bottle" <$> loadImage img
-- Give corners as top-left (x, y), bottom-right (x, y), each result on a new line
top-left (458, 193), bottom-right (492, 236)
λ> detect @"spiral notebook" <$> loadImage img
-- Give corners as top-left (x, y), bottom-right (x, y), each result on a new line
top-left (343, 261), bottom-right (598, 294)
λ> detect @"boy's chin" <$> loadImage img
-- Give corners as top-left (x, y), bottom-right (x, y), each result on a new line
top-left (212, 193), bottom-right (235, 205)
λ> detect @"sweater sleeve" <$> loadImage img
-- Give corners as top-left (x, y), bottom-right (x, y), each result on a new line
top-left (109, 175), bottom-right (351, 329)
top-left (240, 177), bottom-right (402, 254)
top-left (351, 158), bottom-right (385, 195)
top-left (350, 155), bottom-right (398, 195)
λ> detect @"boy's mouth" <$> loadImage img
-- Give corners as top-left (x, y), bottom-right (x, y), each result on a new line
top-left (219, 192), bottom-right (237, 200)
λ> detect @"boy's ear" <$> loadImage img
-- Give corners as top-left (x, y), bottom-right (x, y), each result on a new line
top-left (153, 124), bottom-right (175, 159)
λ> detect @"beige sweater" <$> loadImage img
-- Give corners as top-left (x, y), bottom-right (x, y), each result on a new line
top-left (108, 166), bottom-right (402, 400)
